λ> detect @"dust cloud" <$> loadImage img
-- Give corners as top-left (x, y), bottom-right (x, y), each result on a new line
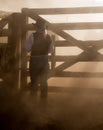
top-left (1, 79), bottom-right (103, 130)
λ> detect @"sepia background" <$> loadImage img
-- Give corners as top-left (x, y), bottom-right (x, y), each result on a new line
top-left (0, 1), bottom-right (103, 130)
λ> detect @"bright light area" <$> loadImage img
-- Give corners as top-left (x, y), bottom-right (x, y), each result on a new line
top-left (48, 77), bottom-right (103, 88)
top-left (1, 0), bottom-right (103, 12)
top-left (41, 13), bottom-right (103, 23)
top-left (64, 30), bottom-right (103, 40)
top-left (56, 47), bottom-right (83, 55)
top-left (0, 78), bottom-right (3, 82)
top-left (95, 0), bottom-right (103, 4)
top-left (64, 62), bottom-right (103, 72)
top-left (55, 62), bottom-right (64, 67)
top-left (0, 37), bottom-right (8, 43)
top-left (40, 13), bottom-right (103, 40)
top-left (98, 48), bottom-right (103, 54)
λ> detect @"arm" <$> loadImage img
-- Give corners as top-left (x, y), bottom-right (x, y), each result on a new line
top-left (48, 39), bottom-right (54, 54)
top-left (47, 34), bottom-right (54, 54)
top-left (25, 33), bottom-right (34, 52)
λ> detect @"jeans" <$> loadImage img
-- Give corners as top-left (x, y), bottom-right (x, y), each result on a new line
top-left (29, 56), bottom-right (49, 97)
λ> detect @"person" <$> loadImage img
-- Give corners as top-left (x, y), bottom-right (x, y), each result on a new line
top-left (25, 18), bottom-right (54, 98)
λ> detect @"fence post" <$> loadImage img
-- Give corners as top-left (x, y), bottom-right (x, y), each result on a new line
top-left (20, 12), bottom-right (28, 90)
top-left (8, 13), bottom-right (22, 89)
top-left (50, 34), bottom-right (56, 76)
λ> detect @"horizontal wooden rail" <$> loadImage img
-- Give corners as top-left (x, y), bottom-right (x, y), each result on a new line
top-left (55, 40), bottom-right (103, 47)
top-left (53, 22), bottom-right (103, 30)
top-left (54, 56), bottom-right (79, 61)
top-left (28, 6), bottom-right (103, 14)
top-left (0, 29), bottom-right (9, 36)
top-left (0, 43), bottom-right (7, 48)
top-left (55, 71), bottom-right (103, 77)
top-left (0, 18), bottom-right (8, 32)
top-left (26, 22), bottom-right (103, 30)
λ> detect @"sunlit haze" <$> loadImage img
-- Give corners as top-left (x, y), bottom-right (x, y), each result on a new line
top-left (0, 0), bottom-right (103, 12)
top-left (1, 2), bottom-right (103, 130)
top-left (1, 0), bottom-right (103, 86)
top-left (0, 0), bottom-right (103, 40)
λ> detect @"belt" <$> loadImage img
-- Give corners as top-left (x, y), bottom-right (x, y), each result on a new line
top-left (30, 55), bottom-right (48, 57)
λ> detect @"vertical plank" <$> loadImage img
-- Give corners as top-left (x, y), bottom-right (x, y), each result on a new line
top-left (50, 35), bottom-right (56, 76)
top-left (20, 12), bottom-right (28, 89)
top-left (8, 13), bottom-right (22, 89)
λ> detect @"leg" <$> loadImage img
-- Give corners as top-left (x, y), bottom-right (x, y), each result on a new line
top-left (40, 78), bottom-right (48, 98)
top-left (29, 59), bottom-right (39, 95)
top-left (39, 63), bottom-right (49, 98)
top-left (30, 74), bottom-right (38, 95)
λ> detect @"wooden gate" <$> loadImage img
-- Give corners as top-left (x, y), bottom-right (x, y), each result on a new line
top-left (0, 13), bottom-right (26, 88)
top-left (22, 7), bottom-right (103, 83)
top-left (0, 7), bottom-right (103, 89)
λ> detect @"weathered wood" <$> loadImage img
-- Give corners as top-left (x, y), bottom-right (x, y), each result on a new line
top-left (55, 51), bottom-right (103, 72)
top-left (21, 7), bottom-right (103, 80)
top-left (26, 23), bottom-right (36, 30)
top-left (55, 40), bottom-right (74, 47)
top-left (53, 22), bottom-right (103, 30)
top-left (28, 6), bottom-right (103, 14)
top-left (82, 40), bottom-right (103, 46)
top-left (55, 71), bottom-right (103, 77)
top-left (0, 29), bottom-right (9, 36)
top-left (55, 56), bottom-right (79, 72)
top-left (0, 43), bottom-right (7, 48)
top-left (0, 18), bottom-right (8, 32)
top-left (1, 7), bottom-right (103, 88)
top-left (22, 8), bottom-right (89, 52)
top-left (55, 40), bottom-right (103, 47)
top-left (7, 13), bottom-right (23, 88)
top-left (20, 13), bottom-right (28, 89)
top-left (54, 56), bottom-right (79, 61)
top-left (26, 70), bottom-right (103, 78)
top-left (27, 22), bottom-right (103, 31)
top-left (50, 35), bottom-right (56, 73)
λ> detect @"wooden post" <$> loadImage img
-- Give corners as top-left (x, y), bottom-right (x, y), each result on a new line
top-left (20, 12), bottom-right (28, 89)
top-left (8, 13), bottom-right (23, 89)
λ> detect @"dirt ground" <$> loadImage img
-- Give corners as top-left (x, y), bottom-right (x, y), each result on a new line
top-left (1, 79), bottom-right (103, 130)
